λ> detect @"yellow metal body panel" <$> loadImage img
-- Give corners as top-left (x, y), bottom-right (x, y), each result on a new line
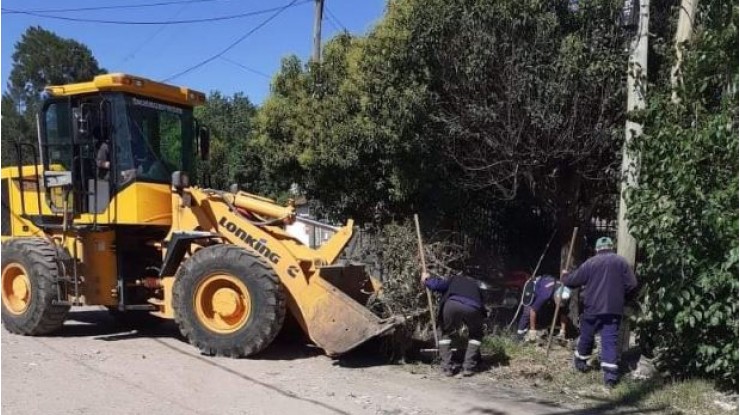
top-left (45, 73), bottom-right (205, 107)
top-left (166, 188), bottom-right (396, 355)
top-left (1, 164), bottom-right (172, 226)
top-left (75, 231), bottom-right (118, 305)
top-left (76, 182), bottom-right (173, 225)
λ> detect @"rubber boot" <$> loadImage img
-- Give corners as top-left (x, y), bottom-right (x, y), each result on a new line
top-left (462, 339), bottom-right (481, 376)
top-left (602, 364), bottom-right (620, 387)
top-left (574, 351), bottom-right (590, 373)
top-left (438, 339), bottom-right (454, 376)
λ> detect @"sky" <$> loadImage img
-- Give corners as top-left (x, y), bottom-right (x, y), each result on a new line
top-left (1, 0), bottom-right (387, 103)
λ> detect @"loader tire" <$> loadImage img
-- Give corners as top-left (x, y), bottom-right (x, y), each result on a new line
top-left (1, 238), bottom-right (70, 335)
top-left (173, 245), bottom-right (285, 357)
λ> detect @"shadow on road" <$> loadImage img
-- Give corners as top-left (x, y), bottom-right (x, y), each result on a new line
top-left (465, 407), bottom-right (509, 415)
top-left (55, 308), bottom-right (347, 362)
top-left (535, 378), bottom-right (674, 415)
top-left (56, 309), bottom-right (182, 340)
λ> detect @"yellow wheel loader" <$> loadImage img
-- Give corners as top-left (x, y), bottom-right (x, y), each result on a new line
top-left (1, 73), bottom-right (400, 357)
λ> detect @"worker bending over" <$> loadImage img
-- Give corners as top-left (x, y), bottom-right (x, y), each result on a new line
top-left (422, 271), bottom-right (485, 377)
top-left (516, 275), bottom-right (570, 343)
top-left (562, 237), bottom-right (637, 387)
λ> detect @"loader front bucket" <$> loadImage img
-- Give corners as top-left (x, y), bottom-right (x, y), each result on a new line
top-left (298, 264), bottom-right (401, 356)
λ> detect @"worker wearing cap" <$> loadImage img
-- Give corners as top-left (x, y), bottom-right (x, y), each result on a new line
top-left (562, 237), bottom-right (638, 387)
top-left (421, 271), bottom-right (485, 377)
top-left (516, 275), bottom-right (571, 343)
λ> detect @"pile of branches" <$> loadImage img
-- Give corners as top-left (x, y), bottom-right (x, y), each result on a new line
top-left (347, 220), bottom-right (468, 348)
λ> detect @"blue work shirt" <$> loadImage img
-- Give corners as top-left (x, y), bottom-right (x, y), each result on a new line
top-left (563, 251), bottom-right (637, 315)
top-left (424, 276), bottom-right (483, 310)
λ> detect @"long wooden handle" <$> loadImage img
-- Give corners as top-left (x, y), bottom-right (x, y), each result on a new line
top-left (413, 214), bottom-right (427, 273)
top-left (564, 227), bottom-right (579, 271)
top-left (414, 214), bottom-right (439, 348)
top-left (546, 227), bottom-right (579, 357)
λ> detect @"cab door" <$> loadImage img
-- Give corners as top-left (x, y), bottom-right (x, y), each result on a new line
top-left (40, 95), bottom-right (111, 218)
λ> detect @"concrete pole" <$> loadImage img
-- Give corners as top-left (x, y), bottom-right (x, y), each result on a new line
top-left (312, 0), bottom-right (325, 63)
top-left (671, 0), bottom-right (699, 102)
top-left (616, 0), bottom-right (649, 356)
top-left (616, 0), bottom-right (649, 269)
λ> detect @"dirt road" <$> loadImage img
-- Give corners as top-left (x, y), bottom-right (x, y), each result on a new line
top-left (2, 307), bottom-right (570, 415)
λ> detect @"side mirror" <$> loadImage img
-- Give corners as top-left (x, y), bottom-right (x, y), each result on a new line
top-left (198, 126), bottom-right (210, 161)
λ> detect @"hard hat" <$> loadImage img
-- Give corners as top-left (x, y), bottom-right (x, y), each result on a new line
top-left (595, 236), bottom-right (614, 251)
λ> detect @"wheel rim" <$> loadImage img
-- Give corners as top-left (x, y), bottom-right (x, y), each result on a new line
top-left (2, 263), bottom-right (32, 315)
top-left (194, 273), bottom-right (251, 334)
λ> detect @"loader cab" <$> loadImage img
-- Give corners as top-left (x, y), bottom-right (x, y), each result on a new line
top-left (37, 74), bottom-right (206, 225)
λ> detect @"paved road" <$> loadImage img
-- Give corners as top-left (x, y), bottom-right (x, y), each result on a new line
top-left (2, 307), bottom-right (571, 415)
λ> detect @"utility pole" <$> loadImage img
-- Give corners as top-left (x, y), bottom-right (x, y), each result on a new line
top-left (616, 0), bottom-right (649, 269)
top-left (671, 0), bottom-right (699, 102)
top-left (616, 0), bottom-right (649, 356)
top-left (312, 0), bottom-right (325, 63)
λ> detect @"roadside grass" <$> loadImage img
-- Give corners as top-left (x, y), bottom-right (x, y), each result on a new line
top-left (477, 334), bottom-right (738, 415)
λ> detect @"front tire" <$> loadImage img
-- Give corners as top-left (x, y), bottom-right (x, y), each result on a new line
top-left (173, 245), bottom-right (285, 357)
top-left (1, 238), bottom-right (70, 335)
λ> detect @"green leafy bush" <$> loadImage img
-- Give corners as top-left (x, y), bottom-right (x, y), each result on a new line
top-left (628, 0), bottom-right (738, 388)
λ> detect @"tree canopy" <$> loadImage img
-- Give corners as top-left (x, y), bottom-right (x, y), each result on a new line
top-left (1, 26), bottom-right (105, 165)
top-left (254, 0), bottom-right (629, 264)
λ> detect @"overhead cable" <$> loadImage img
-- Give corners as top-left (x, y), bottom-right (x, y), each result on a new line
top-left (162, 0), bottom-right (302, 82)
top-left (1, 1), bottom-right (309, 25)
top-left (1, 0), bottom-right (224, 14)
top-left (218, 56), bottom-right (271, 79)
top-left (325, 6), bottom-right (347, 32)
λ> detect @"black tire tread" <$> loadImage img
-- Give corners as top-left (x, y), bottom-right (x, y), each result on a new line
top-left (173, 244), bottom-right (285, 358)
top-left (1, 238), bottom-right (70, 335)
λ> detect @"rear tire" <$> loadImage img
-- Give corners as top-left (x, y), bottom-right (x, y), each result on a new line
top-left (173, 245), bottom-right (285, 357)
top-left (1, 238), bottom-right (70, 335)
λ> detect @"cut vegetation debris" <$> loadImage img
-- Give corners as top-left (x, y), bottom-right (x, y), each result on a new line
top-left (406, 334), bottom-right (738, 415)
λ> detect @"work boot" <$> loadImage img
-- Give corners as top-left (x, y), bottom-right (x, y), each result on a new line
top-left (462, 339), bottom-right (481, 376)
top-left (574, 351), bottom-right (590, 373)
top-left (603, 366), bottom-right (620, 387)
top-left (438, 339), bottom-right (454, 376)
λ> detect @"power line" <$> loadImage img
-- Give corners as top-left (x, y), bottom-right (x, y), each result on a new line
top-left (218, 56), bottom-right (271, 79)
top-left (325, 5), bottom-right (347, 32)
top-left (117, 3), bottom-right (192, 65)
top-left (1, 0), bottom-right (223, 14)
top-left (1, 1), bottom-right (309, 25)
top-left (323, 13), bottom-right (340, 32)
top-left (162, 0), bottom-right (302, 82)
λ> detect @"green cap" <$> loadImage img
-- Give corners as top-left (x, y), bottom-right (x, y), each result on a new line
top-left (595, 237), bottom-right (614, 251)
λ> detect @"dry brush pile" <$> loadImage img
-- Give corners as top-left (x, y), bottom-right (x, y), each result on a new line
top-left (346, 220), bottom-right (467, 353)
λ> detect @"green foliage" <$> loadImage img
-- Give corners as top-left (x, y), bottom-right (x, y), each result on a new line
top-left (2, 26), bottom-right (104, 165)
top-left (194, 92), bottom-right (259, 190)
top-left (254, 30), bottom-right (445, 223)
top-left (628, 0), bottom-right (738, 388)
top-left (254, 0), bottom-right (628, 266)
